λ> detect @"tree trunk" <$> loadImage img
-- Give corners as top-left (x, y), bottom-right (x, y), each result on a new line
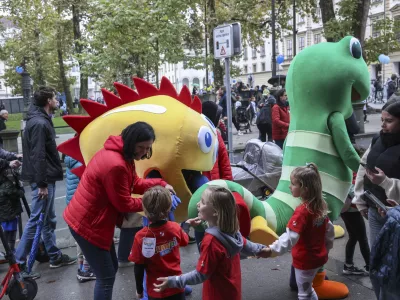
top-left (352, 0), bottom-right (371, 45)
top-left (33, 29), bottom-right (45, 86)
top-left (57, 27), bottom-right (74, 113)
top-left (319, 0), bottom-right (336, 42)
top-left (72, 4), bottom-right (87, 114)
top-left (207, 0), bottom-right (223, 87)
top-left (155, 39), bottom-right (159, 88)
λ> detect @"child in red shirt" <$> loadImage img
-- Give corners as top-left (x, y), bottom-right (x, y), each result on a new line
top-left (264, 163), bottom-right (335, 300)
top-left (153, 186), bottom-right (270, 300)
top-left (129, 186), bottom-right (189, 300)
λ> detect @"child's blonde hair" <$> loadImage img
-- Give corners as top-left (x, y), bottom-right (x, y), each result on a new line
top-left (202, 186), bottom-right (239, 235)
top-left (291, 163), bottom-right (328, 219)
top-left (142, 186), bottom-right (172, 222)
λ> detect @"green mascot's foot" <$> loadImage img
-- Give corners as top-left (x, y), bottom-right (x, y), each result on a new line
top-left (334, 225), bottom-right (345, 239)
top-left (313, 271), bottom-right (349, 299)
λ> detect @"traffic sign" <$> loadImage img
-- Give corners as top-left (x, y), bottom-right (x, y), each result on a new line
top-left (213, 25), bottom-right (233, 59)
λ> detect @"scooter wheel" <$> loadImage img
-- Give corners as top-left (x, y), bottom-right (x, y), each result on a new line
top-left (8, 277), bottom-right (38, 300)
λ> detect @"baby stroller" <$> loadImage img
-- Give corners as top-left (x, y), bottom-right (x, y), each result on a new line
top-left (236, 105), bottom-right (252, 134)
top-left (232, 139), bottom-right (282, 199)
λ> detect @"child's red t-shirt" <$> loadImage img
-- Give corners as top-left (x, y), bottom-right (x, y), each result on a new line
top-left (129, 221), bottom-right (189, 298)
top-left (287, 203), bottom-right (329, 270)
top-left (196, 233), bottom-right (242, 300)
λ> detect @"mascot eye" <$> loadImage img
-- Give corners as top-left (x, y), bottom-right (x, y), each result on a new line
top-left (201, 114), bottom-right (217, 134)
top-left (198, 126), bottom-right (213, 154)
top-left (349, 38), bottom-right (362, 59)
top-left (213, 137), bottom-right (219, 164)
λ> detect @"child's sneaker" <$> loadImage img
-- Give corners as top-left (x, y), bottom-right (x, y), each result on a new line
top-left (77, 268), bottom-right (96, 283)
top-left (343, 264), bottom-right (365, 275)
top-left (364, 265), bottom-right (369, 275)
top-left (50, 254), bottom-right (77, 268)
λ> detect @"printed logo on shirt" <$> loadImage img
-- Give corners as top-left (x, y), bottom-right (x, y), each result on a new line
top-left (155, 237), bottom-right (178, 256)
top-left (292, 221), bottom-right (297, 227)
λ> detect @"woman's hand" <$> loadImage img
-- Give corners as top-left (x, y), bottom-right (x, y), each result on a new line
top-left (164, 184), bottom-right (176, 195)
top-left (360, 209), bottom-right (369, 220)
top-left (9, 160), bottom-right (21, 169)
top-left (378, 199), bottom-right (399, 217)
top-left (153, 277), bottom-right (169, 293)
top-left (365, 167), bottom-right (386, 185)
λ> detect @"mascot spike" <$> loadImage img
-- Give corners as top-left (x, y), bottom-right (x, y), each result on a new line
top-left (178, 85), bottom-right (192, 107)
top-left (63, 115), bottom-right (93, 134)
top-left (102, 88), bottom-right (124, 109)
top-left (114, 82), bottom-right (140, 104)
top-left (71, 165), bottom-right (86, 177)
top-left (57, 136), bottom-right (84, 164)
top-left (133, 77), bottom-right (159, 99)
top-left (191, 96), bottom-right (202, 114)
top-left (159, 76), bottom-right (178, 98)
top-left (80, 99), bottom-right (108, 118)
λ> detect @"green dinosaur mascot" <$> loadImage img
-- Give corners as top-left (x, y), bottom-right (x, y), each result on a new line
top-left (273, 35), bottom-right (370, 299)
top-left (188, 36), bottom-right (370, 299)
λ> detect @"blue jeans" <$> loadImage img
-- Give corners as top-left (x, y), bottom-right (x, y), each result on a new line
top-left (70, 228), bottom-right (118, 300)
top-left (368, 207), bottom-right (387, 248)
top-left (117, 227), bottom-right (142, 262)
top-left (15, 183), bottom-right (61, 264)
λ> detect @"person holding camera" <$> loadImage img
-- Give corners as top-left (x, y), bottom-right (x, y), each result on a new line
top-left (353, 100), bottom-right (400, 246)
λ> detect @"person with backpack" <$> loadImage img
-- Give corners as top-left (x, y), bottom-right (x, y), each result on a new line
top-left (256, 89), bottom-right (275, 142)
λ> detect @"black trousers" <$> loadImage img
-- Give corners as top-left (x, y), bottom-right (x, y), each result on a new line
top-left (257, 123), bottom-right (273, 142)
top-left (341, 211), bottom-right (370, 266)
top-left (149, 292), bottom-right (185, 300)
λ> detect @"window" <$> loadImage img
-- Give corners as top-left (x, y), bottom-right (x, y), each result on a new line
top-left (261, 62), bottom-right (266, 72)
top-left (244, 65), bottom-right (248, 74)
top-left (299, 36), bottom-right (305, 51)
top-left (260, 44), bottom-right (266, 57)
top-left (252, 48), bottom-right (257, 58)
top-left (298, 15), bottom-right (305, 23)
top-left (244, 48), bottom-right (248, 60)
top-left (395, 16), bottom-right (400, 43)
top-left (286, 39), bottom-right (292, 58)
top-left (0, 81), bottom-right (2, 90)
top-left (314, 33), bottom-right (321, 44)
top-left (183, 60), bottom-right (188, 69)
top-left (316, 8), bottom-right (321, 20)
top-left (253, 63), bottom-right (257, 73)
top-left (275, 41), bottom-right (279, 54)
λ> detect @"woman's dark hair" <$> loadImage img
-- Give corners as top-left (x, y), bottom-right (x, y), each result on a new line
top-left (276, 88), bottom-right (286, 102)
top-left (121, 122), bottom-right (155, 162)
top-left (382, 100), bottom-right (400, 119)
top-left (34, 86), bottom-right (56, 107)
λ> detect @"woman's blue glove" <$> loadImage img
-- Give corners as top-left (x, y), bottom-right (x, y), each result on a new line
top-left (171, 194), bottom-right (181, 212)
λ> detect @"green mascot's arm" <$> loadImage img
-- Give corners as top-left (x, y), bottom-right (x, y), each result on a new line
top-left (328, 112), bottom-right (360, 172)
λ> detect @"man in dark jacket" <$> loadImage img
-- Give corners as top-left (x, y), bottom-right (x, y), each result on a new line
top-left (387, 74), bottom-right (398, 100)
top-left (16, 86), bottom-right (76, 279)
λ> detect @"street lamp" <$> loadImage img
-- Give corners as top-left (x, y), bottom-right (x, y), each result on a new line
top-left (16, 57), bottom-right (32, 122)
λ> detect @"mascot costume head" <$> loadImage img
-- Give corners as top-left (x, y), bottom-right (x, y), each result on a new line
top-left (58, 77), bottom-right (218, 220)
top-left (188, 36), bottom-right (370, 299)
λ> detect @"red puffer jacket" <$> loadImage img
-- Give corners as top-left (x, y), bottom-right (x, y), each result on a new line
top-left (64, 135), bottom-right (166, 250)
top-left (203, 132), bottom-right (233, 181)
top-left (272, 103), bottom-right (290, 140)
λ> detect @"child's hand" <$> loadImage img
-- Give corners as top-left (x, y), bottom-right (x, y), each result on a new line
top-left (257, 247), bottom-right (272, 258)
top-left (136, 291), bottom-right (143, 299)
top-left (186, 217), bottom-right (202, 227)
top-left (153, 277), bottom-right (168, 292)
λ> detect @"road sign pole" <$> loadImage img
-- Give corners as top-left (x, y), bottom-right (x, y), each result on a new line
top-left (224, 57), bottom-right (234, 162)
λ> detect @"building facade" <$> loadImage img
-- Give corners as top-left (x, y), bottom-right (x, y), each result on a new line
top-left (158, 0), bottom-right (400, 92)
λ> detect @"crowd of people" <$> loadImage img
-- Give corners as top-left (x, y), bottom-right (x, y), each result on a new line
top-left (0, 83), bottom-right (399, 300)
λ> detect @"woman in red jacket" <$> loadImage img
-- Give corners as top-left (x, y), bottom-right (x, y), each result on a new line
top-left (202, 101), bottom-right (233, 181)
top-left (64, 122), bottom-right (174, 300)
top-left (272, 89), bottom-right (290, 149)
